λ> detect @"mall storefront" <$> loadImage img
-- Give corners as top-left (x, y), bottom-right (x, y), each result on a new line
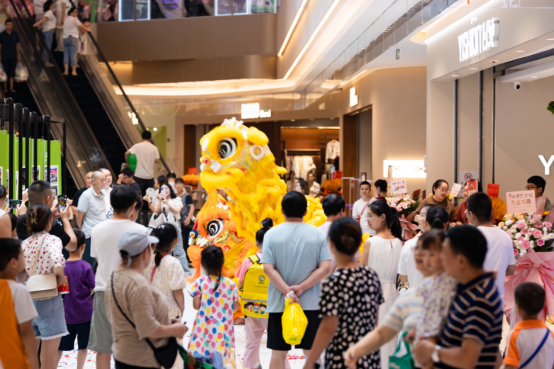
top-left (426, 0), bottom-right (554, 198)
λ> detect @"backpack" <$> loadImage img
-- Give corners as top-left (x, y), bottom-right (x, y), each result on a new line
top-left (240, 254), bottom-right (269, 318)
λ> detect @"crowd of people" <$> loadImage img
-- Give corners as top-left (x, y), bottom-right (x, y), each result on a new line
top-left (2, 137), bottom-right (554, 369)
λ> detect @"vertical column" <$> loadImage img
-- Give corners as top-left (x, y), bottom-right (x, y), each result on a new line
top-left (453, 79), bottom-right (459, 183)
top-left (7, 98), bottom-right (13, 199)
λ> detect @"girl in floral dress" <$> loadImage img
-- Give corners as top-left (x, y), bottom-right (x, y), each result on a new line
top-left (143, 223), bottom-right (187, 369)
top-left (190, 246), bottom-right (239, 363)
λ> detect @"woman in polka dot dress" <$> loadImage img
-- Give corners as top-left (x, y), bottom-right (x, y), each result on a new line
top-left (190, 246), bottom-right (239, 363)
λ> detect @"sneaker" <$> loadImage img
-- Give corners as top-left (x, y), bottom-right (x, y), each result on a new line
top-left (44, 62), bottom-right (55, 67)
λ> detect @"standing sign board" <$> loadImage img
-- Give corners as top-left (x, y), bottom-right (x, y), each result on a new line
top-left (391, 180), bottom-right (407, 195)
top-left (487, 184), bottom-right (500, 198)
top-left (506, 191), bottom-right (536, 215)
top-left (450, 183), bottom-right (462, 198)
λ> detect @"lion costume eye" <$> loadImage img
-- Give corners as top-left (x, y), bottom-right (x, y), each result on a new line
top-left (218, 138), bottom-right (237, 159)
top-left (207, 219), bottom-right (223, 237)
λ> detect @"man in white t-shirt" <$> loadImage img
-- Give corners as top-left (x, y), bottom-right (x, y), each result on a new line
top-left (125, 130), bottom-right (160, 196)
top-left (77, 170), bottom-right (106, 271)
top-left (352, 181), bottom-right (376, 236)
top-left (398, 204), bottom-right (435, 290)
top-left (467, 192), bottom-right (515, 302)
top-left (88, 185), bottom-right (147, 369)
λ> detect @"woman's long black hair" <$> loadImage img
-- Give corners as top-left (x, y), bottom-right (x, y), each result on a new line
top-left (201, 246), bottom-right (225, 292)
top-left (255, 218), bottom-right (273, 246)
top-left (368, 200), bottom-right (404, 241)
top-left (151, 223), bottom-right (178, 267)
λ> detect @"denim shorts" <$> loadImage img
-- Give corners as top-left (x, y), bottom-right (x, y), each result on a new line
top-left (33, 294), bottom-right (68, 340)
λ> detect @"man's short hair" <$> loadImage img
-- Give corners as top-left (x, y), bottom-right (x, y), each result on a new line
top-left (167, 172), bottom-right (177, 179)
top-left (281, 191), bottom-right (307, 218)
top-left (142, 131), bottom-right (152, 140)
top-left (28, 180), bottom-right (52, 205)
top-left (121, 167), bottom-right (134, 178)
top-left (134, 191), bottom-right (143, 210)
top-left (360, 181), bottom-right (371, 189)
top-left (5, 19), bottom-right (12, 25)
top-left (110, 185), bottom-right (138, 213)
top-left (515, 282), bottom-right (545, 316)
top-left (175, 178), bottom-right (184, 185)
top-left (374, 179), bottom-right (387, 193)
top-left (92, 170), bottom-right (105, 180)
top-left (0, 238), bottom-right (21, 272)
top-left (528, 176), bottom-right (546, 192)
top-left (73, 229), bottom-right (86, 247)
top-left (445, 225), bottom-right (487, 269)
top-left (322, 194), bottom-right (345, 216)
top-left (467, 192), bottom-right (493, 222)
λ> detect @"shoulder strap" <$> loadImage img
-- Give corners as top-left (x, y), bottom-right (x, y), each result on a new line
top-left (110, 271), bottom-right (158, 352)
top-left (361, 199), bottom-right (372, 214)
top-left (29, 234), bottom-right (48, 276)
top-left (248, 254), bottom-right (261, 265)
top-left (519, 328), bottom-right (550, 369)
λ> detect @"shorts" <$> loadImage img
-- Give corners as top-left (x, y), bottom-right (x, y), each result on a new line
top-left (59, 321), bottom-right (91, 351)
top-left (33, 295), bottom-right (69, 340)
top-left (88, 291), bottom-right (113, 354)
top-left (2, 58), bottom-right (16, 78)
top-left (267, 310), bottom-right (321, 351)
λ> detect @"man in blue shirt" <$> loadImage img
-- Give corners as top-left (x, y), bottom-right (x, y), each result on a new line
top-left (0, 19), bottom-right (20, 93)
top-left (262, 191), bottom-right (331, 369)
top-left (413, 225), bottom-right (503, 369)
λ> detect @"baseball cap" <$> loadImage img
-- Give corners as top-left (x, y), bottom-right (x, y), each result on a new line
top-left (118, 231), bottom-right (159, 261)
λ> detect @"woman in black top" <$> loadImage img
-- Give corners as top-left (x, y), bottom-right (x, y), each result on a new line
top-left (304, 218), bottom-right (383, 369)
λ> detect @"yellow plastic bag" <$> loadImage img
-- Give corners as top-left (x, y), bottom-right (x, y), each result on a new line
top-left (282, 297), bottom-right (308, 345)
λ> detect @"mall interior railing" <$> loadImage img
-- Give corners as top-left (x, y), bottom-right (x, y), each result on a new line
top-left (79, 0), bottom-right (278, 22)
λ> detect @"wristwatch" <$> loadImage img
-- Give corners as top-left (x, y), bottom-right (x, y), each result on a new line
top-left (432, 345), bottom-right (441, 363)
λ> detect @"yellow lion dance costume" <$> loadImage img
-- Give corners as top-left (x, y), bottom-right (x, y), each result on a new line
top-left (199, 118), bottom-right (326, 250)
top-left (187, 189), bottom-right (255, 283)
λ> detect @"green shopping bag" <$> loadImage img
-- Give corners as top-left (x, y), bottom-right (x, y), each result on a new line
top-left (389, 332), bottom-right (415, 369)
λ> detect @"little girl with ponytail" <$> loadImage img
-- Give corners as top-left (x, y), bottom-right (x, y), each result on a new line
top-left (143, 223), bottom-right (187, 369)
top-left (189, 245), bottom-right (239, 363)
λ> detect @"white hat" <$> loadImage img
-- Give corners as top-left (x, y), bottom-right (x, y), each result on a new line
top-left (118, 231), bottom-right (159, 267)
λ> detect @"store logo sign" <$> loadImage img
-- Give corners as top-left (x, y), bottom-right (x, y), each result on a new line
top-left (350, 88), bottom-right (358, 107)
top-left (241, 103), bottom-right (271, 119)
top-left (458, 17), bottom-right (499, 62)
top-left (539, 155), bottom-right (554, 175)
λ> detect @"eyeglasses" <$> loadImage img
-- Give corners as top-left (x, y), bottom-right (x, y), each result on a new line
top-left (525, 185), bottom-right (537, 190)
top-left (436, 188), bottom-right (449, 193)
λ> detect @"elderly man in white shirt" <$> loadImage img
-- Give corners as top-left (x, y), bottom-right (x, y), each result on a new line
top-left (77, 170), bottom-right (107, 271)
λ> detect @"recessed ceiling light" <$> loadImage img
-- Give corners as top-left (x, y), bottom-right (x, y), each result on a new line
top-left (470, 68), bottom-right (478, 70)
top-left (153, 127), bottom-right (158, 131)
top-left (452, 75), bottom-right (459, 77)
top-left (548, 38), bottom-right (554, 41)
top-left (516, 50), bottom-right (525, 53)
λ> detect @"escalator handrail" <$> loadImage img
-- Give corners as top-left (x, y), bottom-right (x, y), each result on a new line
top-left (67, 0), bottom-right (172, 175)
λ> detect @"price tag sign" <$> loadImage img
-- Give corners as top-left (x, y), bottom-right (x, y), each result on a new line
top-left (450, 183), bottom-right (462, 198)
top-left (487, 184), bottom-right (500, 198)
top-left (391, 180), bottom-right (407, 195)
top-left (506, 190), bottom-right (536, 214)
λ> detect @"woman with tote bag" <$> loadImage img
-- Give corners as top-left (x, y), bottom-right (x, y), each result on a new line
top-left (22, 204), bottom-right (67, 369)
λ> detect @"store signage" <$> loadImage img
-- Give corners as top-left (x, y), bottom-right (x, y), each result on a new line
top-left (391, 180), bottom-right (407, 195)
top-left (350, 88), bottom-right (358, 107)
top-left (539, 155), bottom-right (554, 175)
top-left (241, 103), bottom-right (272, 119)
top-left (383, 160), bottom-right (426, 178)
top-left (506, 190), bottom-right (536, 214)
top-left (458, 17), bottom-right (499, 62)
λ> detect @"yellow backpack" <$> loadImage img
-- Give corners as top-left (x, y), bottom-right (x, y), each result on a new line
top-left (240, 254), bottom-right (269, 318)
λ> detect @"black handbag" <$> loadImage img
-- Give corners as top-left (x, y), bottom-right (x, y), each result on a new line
top-left (110, 272), bottom-right (180, 369)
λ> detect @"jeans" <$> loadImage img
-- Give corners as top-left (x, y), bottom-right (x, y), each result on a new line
top-left (32, 295), bottom-right (68, 339)
top-left (172, 225), bottom-right (191, 275)
top-left (42, 29), bottom-right (54, 62)
top-left (63, 37), bottom-right (78, 66)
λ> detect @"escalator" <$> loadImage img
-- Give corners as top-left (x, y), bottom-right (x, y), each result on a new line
top-left (8, 0), bottom-right (171, 190)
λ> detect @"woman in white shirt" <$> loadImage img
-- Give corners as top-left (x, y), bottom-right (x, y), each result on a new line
top-left (62, 7), bottom-right (91, 76)
top-left (286, 171), bottom-right (296, 192)
top-left (148, 183), bottom-right (190, 275)
top-left (33, 0), bottom-right (55, 64)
